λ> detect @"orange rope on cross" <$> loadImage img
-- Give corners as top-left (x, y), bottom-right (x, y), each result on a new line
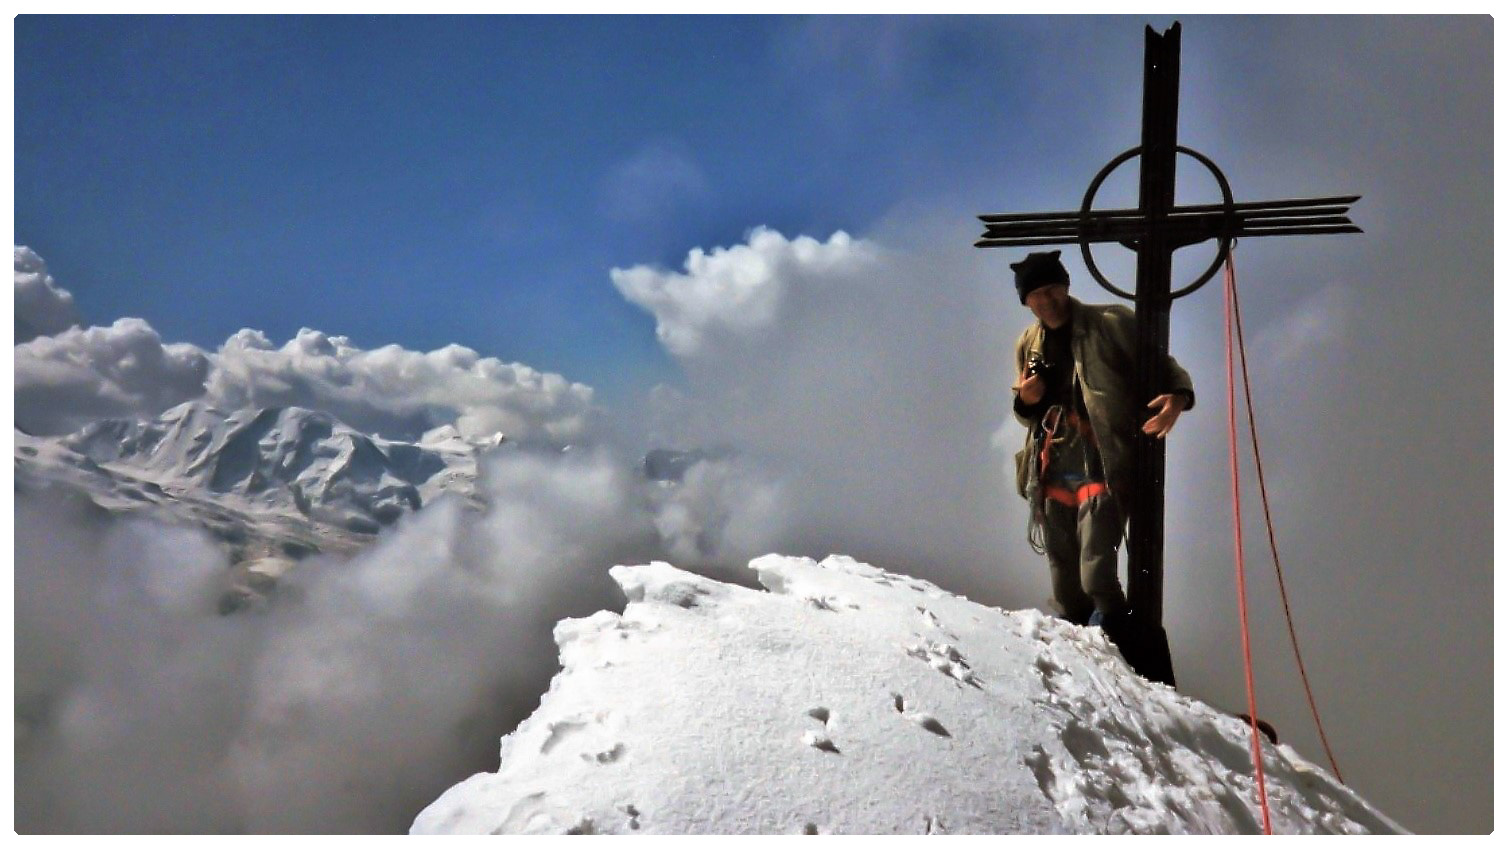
top-left (1226, 247), bottom-right (1346, 786)
top-left (1224, 245), bottom-right (1273, 833)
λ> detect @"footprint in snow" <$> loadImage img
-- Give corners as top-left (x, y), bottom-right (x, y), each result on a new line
top-left (540, 718), bottom-right (588, 754)
top-left (906, 711), bottom-right (952, 738)
top-left (581, 742), bottom-right (626, 764)
top-left (620, 804), bottom-right (641, 831)
top-left (802, 729), bottom-right (841, 753)
top-left (892, 693), bottom-right (951, 737)
top-left (806, 595), bottom-right (859, 612)
top-left (905, 640), bottom-right (979, 687)
top-left (916, 606), bottom-right (956, 638)
top-left (565, 817), bottom-right (597, 835)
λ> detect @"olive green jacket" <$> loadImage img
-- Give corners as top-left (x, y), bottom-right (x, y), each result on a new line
top-left (1012, 297), bottom-right (1195, 511)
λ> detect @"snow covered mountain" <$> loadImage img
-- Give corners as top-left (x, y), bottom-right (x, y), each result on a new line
top-left (413, 554), bottom-right (1405, 835)
top-left (15, 402), bottom-right (502, 605)
top-left (54, 401), bottom-right (493, 530)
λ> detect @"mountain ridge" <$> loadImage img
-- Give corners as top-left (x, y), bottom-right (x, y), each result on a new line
top-left (15, 401), bottom-right (507, 608)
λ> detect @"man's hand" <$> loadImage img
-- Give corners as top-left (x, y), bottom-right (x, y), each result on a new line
top-left (1142, 393), bottom-right (1187, 439)
top-left (1015, 371), bottom-right (1046, 406)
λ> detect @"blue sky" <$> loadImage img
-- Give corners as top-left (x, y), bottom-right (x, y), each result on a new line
top-left (12, 16), bottom-right (1494, 833)
top-left (14, 15), bottom-right (1149, 408)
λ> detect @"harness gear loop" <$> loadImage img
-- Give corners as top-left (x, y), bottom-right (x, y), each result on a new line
top-left (1024, 403), bottom-right (1066, 554)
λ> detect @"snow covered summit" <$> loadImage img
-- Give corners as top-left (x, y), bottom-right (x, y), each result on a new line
top-left (413, 554), bottom-right (1404, 835)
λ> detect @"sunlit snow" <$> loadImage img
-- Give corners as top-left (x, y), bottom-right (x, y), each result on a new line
top-left (413, 554), bottom-right (1404, 835)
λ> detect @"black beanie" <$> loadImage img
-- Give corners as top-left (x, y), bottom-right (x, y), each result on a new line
top-left (1011, 250), bottom-right (1070, 304)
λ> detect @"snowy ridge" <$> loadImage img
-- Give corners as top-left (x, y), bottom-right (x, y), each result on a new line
top-left (413, 554), bottom-right (1405, 835)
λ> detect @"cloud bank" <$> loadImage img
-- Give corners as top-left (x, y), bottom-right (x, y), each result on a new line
top-left (205, 328), bottom-right (596, 443)
top-left (14, 318), bottom-right (213, 435)
top-left (15, 444), bottom-right (784, 833)
top-left (13, 252), bottom-right (597, 444)
top-left (614, 223), bottom-right (1027, 605)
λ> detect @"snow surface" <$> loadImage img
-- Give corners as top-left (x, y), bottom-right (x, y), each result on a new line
top-left (412, 554), bottom-right (1405, 835)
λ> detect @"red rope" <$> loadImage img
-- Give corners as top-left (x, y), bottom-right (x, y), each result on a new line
top-left (1227, 247), bottom-right (1346, 784)
top-left (1224, 248), bottom-right (1273, 833)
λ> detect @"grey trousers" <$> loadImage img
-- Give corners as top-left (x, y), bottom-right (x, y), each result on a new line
top-left (1042, 493), bottom-right (1129, 623)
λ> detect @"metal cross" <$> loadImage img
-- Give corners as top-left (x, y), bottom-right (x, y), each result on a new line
top-left (976, 22), bottom-right (1361, 686)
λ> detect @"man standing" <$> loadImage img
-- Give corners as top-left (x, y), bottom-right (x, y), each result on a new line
top-left (1009, 250), bottom-right (1194, 638)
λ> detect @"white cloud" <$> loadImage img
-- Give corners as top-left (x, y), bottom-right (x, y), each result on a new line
top-left (12, 248), bottom-right (599, 444)
top-left (651, 457), bottom-right (789, 569)
top-left (206, 328), bottom-right (598, 444)
top-left (15, 246), bottom-right (81, 342)
top-left (16, 441), bottom-right (784, 832)
top-left (611, 227), bottom-right (876, 357)
top-left (614, 223), bottom-right (1031, 606)
top-left (14, 318), bottom-right (212, 435)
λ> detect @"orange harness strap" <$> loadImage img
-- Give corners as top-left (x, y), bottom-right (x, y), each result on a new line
top-left (1043, 482), bottom-right (1109, 508)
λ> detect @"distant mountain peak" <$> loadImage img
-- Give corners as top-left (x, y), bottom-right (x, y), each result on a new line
top-left (19, 403), bottom-right (497, 568)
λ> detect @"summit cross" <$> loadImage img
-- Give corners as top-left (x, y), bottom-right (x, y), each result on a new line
top-left (975, 22), bottom-right (1361, 686)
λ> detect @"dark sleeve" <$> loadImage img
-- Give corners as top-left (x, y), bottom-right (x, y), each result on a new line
top-left (1014, 392), bottom-right (1047, 422)
top-left (1011, 326), bottom-right (1043, 429)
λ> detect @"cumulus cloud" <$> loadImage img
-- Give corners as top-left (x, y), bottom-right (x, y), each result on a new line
top-left (15, 246), bottom-right (82, 342)
top-left (205, 328), bottom-right (598, 443)
top-left (615, 223), bottom-right (1028, 605)
top-left (12, 248), bottom-right (599, 444)
top-left (611, 227), bottom-right (877, 357)
top-left (14, 318), bottom-right (213, 435)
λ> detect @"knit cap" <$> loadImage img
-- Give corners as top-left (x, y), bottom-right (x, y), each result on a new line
top-left (1011, 250), bottom-right (1070, 304)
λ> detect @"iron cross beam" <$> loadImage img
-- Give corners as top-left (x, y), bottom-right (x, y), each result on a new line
top-left (975, 23), bottom-right (1360, 688)
top-left (974, 194), bottom-right (1362, 251)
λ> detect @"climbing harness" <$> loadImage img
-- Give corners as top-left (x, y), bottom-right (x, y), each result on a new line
top-left (1026, 395), bottom-right (1108, 552)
